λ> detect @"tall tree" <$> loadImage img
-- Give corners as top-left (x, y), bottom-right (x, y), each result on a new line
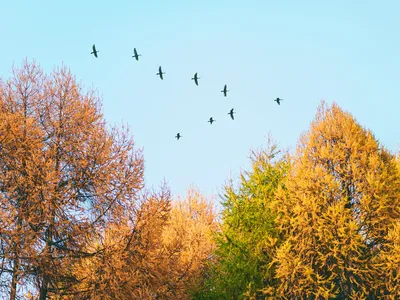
top-left (271, 102), bottom-right (400, 298)
top-left (0, 60), bottom-right (144, 299)
top-left (194, 141), bottom-right (289, 299)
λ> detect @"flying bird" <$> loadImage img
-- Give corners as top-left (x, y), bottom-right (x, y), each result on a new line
top-left (191, 73), bottom-right (200, 85)
top-left (221, 84), bottom-right (229, 97)
top-left (157, 66), bottom-right (165, 80)
top-left (274, 98), bottom-right (283, 105)
top-left (208, 117), bottom-right (216, 125)
top-left (228, 108), bottom-right (235, 120)
top-left (175, 133), bottom-right (181, 140)
top-left (132, 48), bottom-right (141, 60)
top-left (91, 44), bottom-right (99, 58)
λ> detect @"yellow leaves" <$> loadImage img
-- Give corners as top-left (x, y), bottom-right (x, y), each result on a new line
top-left (159, 188), bottom-right (217, 294)
top-left (265, 235), bottom-right (278, 248)
top-left (68, 188), bottom-right (217, 300)
top-left (270, 102), bottom-right (400, 298)
top-left (372, 221), bottom-right (400, 296)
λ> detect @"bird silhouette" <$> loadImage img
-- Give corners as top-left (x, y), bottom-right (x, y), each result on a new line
top-left (228, 108), bottom-right (235, 120)
top-left (91, 44), bottom-right (99, 58)
top-left (221, 84), bottom-right (229, 97)
top-left (157, 66), bottom-right (165, 80)
top-left (208, 117), bottom-right (216, 124)
top-left (191, 73), bottom-right (200, 86)
top-left (132, 48), bottom-right (141, 61)
top-left (274, 98), bottom-right (283, 105)
top-left (175, 133), bottom-right (181, 140)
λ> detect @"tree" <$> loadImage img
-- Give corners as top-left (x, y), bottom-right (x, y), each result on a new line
top-left (69, 187), bottom-right (217, 300)
top-left (162, 188), bottom-right (218, 298)
top-left (373, 220), bottom-right (400, 297)
top-left (271, 102), bottom-right (400, 298)
top-left (0, 60), bottom-right (144, 299)
top-left (194, 141), bottom-right (289, 299)
top-left (68, 187), bottom-right (171, 300)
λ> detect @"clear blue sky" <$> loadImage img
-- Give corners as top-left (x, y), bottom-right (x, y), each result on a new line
top-left (1, 0), bottom-right (399, 200)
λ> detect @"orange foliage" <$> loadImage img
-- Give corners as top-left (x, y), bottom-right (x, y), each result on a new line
top-left (69, 187), bottom-right (217, 299)
top-left (0, 60), bottom-right (144, 299)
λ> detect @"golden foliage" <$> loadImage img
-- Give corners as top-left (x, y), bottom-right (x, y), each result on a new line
top-left (69, 187), bottom-right (217, 299)
top-left (271, 102), bottom-right (400, 298)
top-left (161, 188), bottom-right (218, 297)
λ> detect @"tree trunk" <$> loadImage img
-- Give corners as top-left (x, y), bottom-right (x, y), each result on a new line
top-left (9, 217), bottom-right (22, 300)
top-left (39, 277), bottom-right (49, 300)
top-left (9, 259), bottom-right (18, 300)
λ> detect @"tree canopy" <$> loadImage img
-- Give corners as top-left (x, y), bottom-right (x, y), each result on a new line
top-left (270, 103), bottom-right (400, 298)
top-left (1, 61), bottom-right (399, 299)
top-left (194, 141), bottom-right (289, 299)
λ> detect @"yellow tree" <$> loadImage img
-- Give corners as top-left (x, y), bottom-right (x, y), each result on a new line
top-left (271, 102), bottom-right (400, 298)
top-left (0, 60), bottom-right (144, 299)
top-left (372, 151), bottom-right (400, 298)
top-left (69, 187), bottom-right (171, 300)
top-left (374, 220), bottom-right (400, 298)
top-left (69, 187), bottom-right (217, 300)
top-left (161, 188), bottom-right (218, 298)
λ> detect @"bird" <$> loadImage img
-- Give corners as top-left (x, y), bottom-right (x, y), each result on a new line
top-left (208, 117), bottom-right (216, 125)
top-left (274, 97), bottom-right (283, 105)
top-left (221, 84), bottom-right (229, 97)
top-left (157, 66), bottom-right (165, 80)
top-left (132, 48), bottom-right (141, 61)
top-left (175, 133), bottom-right (181, 140)
top-left (91, 44), bottom-right (99, 58)
top-left (191, 73), bottom-right (200, 85)
top-left (228, 108), bottom-right (235, 120)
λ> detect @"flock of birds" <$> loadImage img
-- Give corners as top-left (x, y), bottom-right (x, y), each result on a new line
top-left (91, 44), bottom-right (284, 140)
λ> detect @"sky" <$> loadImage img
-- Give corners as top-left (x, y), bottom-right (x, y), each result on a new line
top-left (1, 0), bottom-right (399, 202)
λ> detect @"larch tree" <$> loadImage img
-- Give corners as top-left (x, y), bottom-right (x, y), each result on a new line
top-left (67, 187), bottom-right (172, 300)
top-left (69, 187), bottom-right (217, 300)
top-left (0, 60), bottom-right (144, 299)
top-left (0, 97), bottom-right (46, 299)
top-left (194, 141), bottom-right (289, 299)
top-left (162, 188), bottom-right (218, 299)
top-left (271, 102), bottom-right (400, 299)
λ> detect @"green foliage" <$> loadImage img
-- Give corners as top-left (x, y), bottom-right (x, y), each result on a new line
top-left (194, 142), bottom-right (289, 299)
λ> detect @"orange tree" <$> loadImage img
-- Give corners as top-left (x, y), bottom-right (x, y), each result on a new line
top-left (68, 187), bottom-right (217, 300)
top-left (0, 60), bottom-right (144, 299)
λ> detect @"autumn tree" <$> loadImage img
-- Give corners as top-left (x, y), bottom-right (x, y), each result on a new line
top-left (271, 102), bottom-right (400, 298)
top-left (162, 188), bottom-right (218, 298)
top-left (67, 187), bottom-right (171, 300)
top-left (0, 60), bottom-right (144, 299)
top-left (68, 187), bottom-right (217, 300)
top-left (374, 220), bottom-right (400, 297)
top-left (194, 141), bottom-right (289, 299)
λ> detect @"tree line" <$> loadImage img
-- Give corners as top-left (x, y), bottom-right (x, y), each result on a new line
top-left (0, 61), bottom-right (399, 299)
